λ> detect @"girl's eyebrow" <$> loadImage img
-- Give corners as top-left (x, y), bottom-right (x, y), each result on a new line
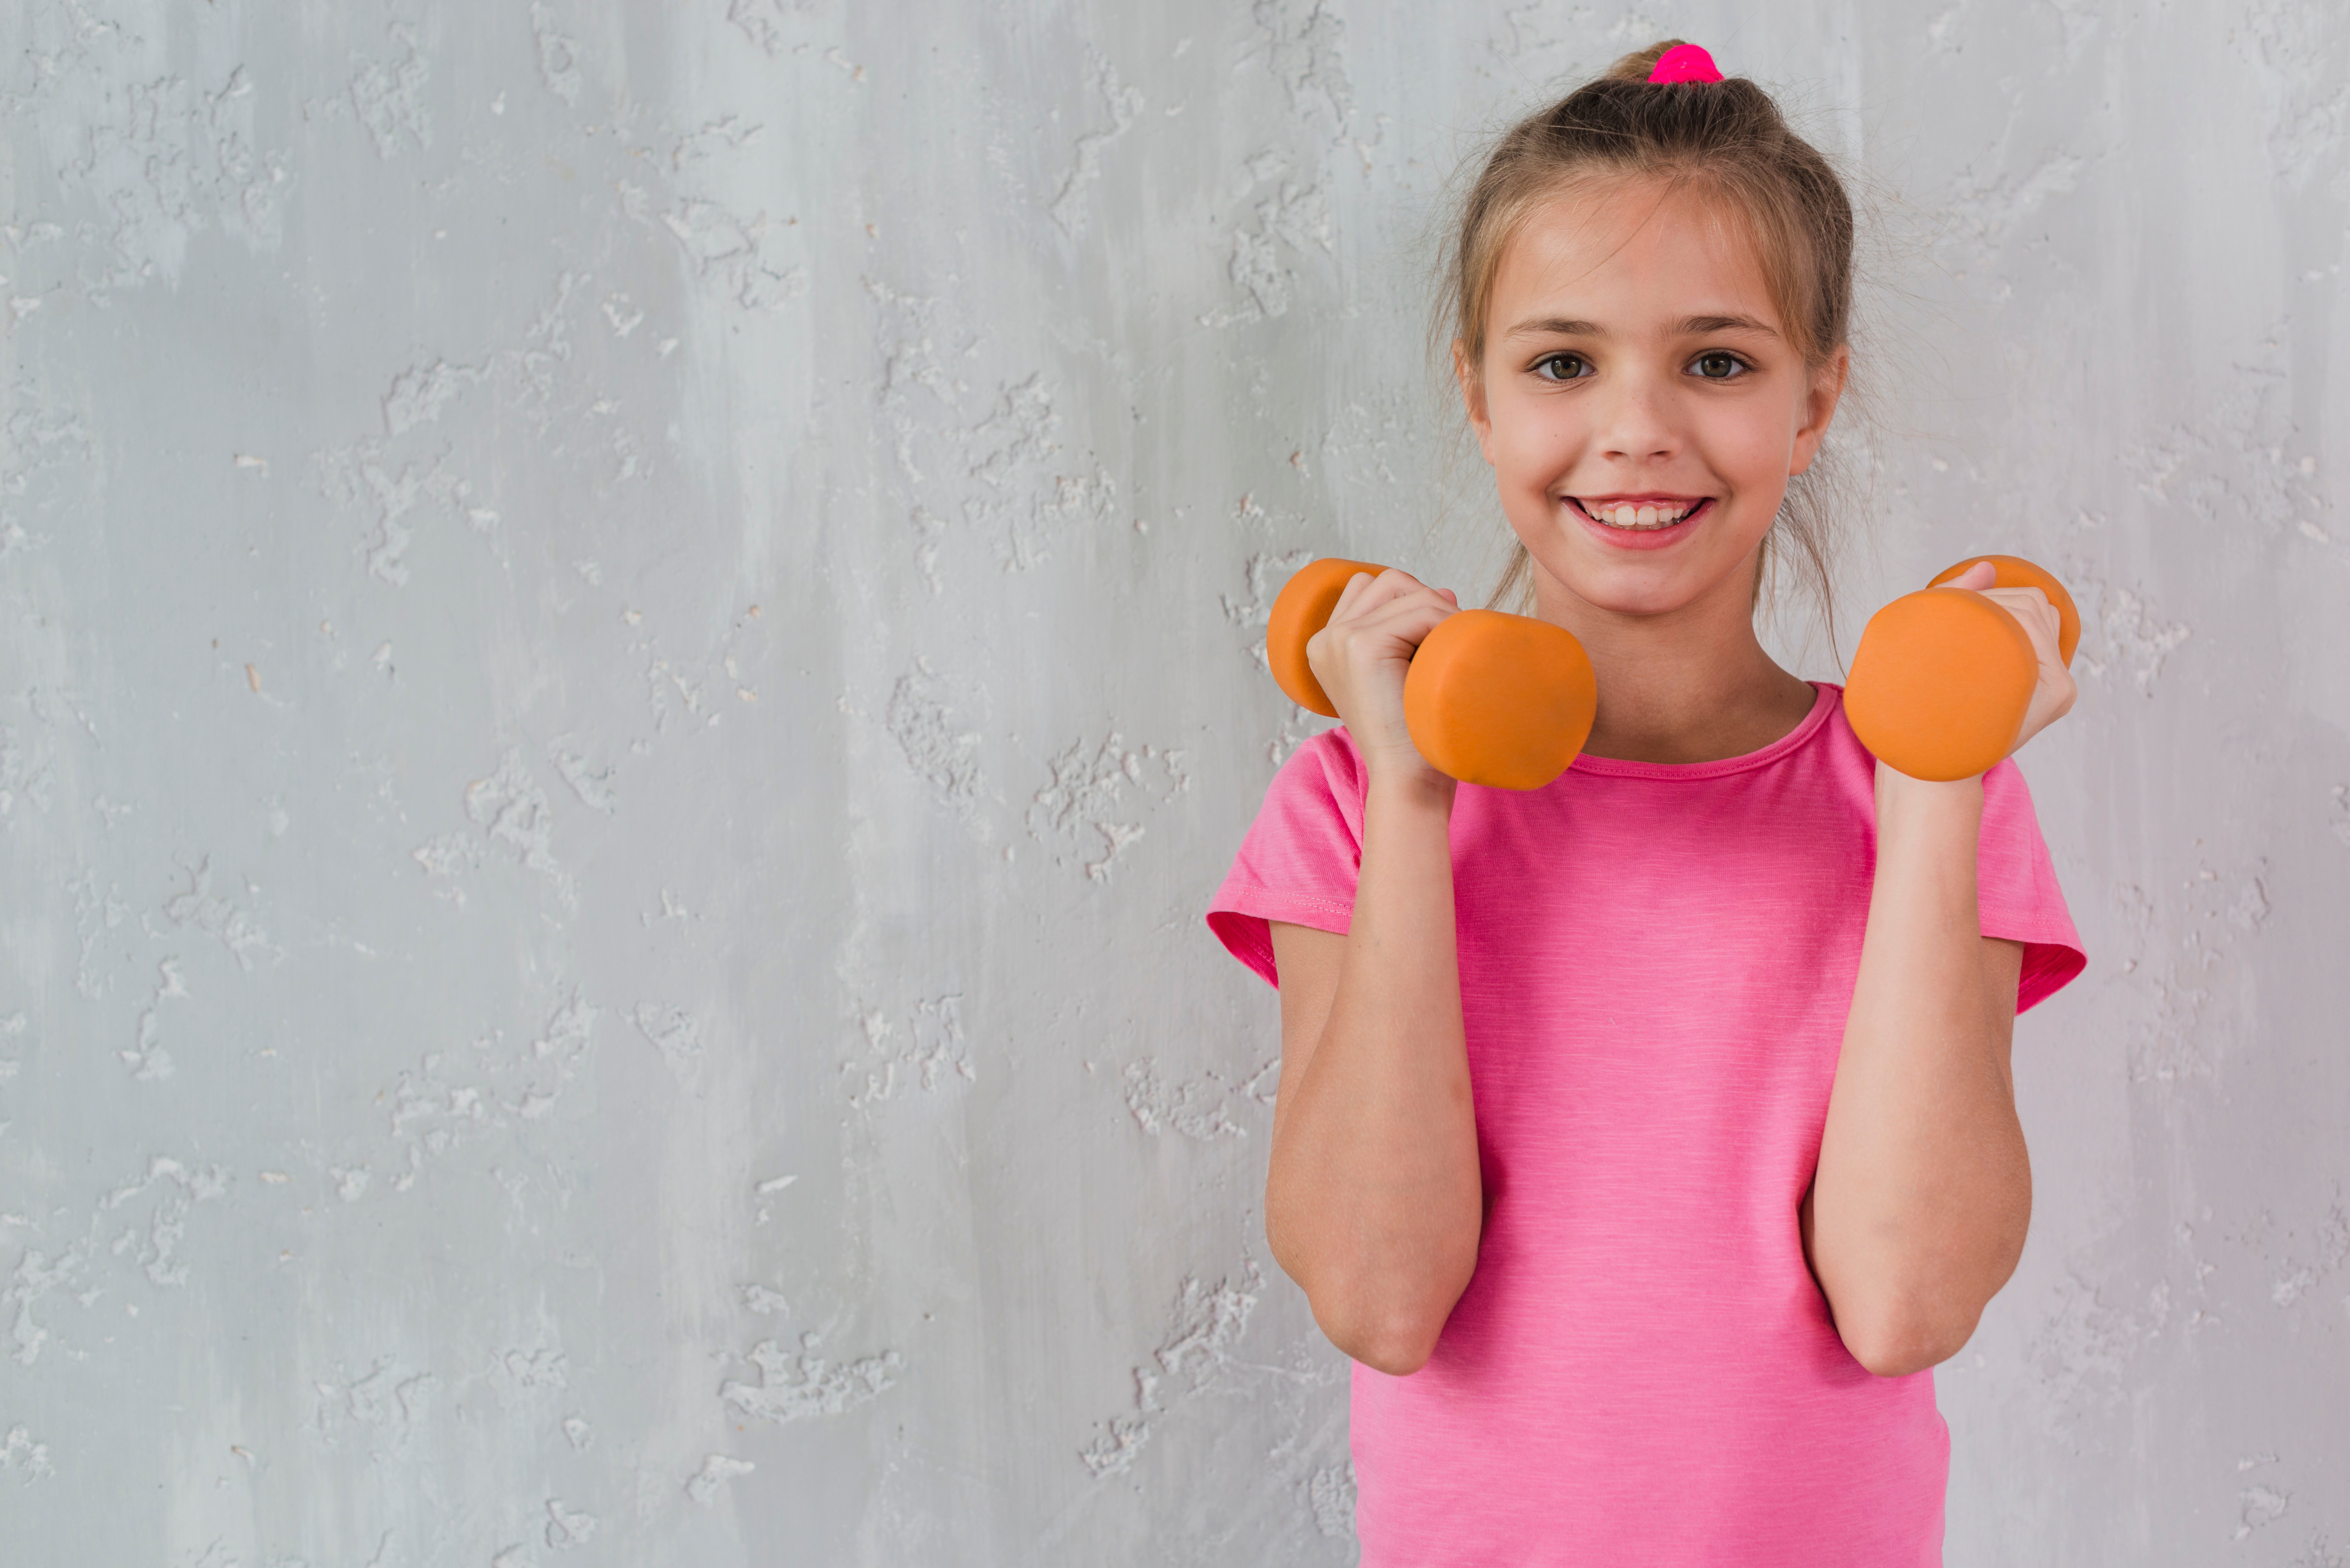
top-left (1676, 313), bottom-right (1778, 337)
top-left (1506, 316), bottom-right (1605, 339)
top-left (1504, 313), bottom-right (1780, 340)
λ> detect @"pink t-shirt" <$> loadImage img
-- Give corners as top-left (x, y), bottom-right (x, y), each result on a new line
top-left (1207, 683), bottom-right (2082, 1566)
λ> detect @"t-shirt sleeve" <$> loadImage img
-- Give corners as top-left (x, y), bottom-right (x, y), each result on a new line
top-left (1204, 729), bottom-right (1369, 988)
top-left (1979, 758), bottom-right (2086, 1014)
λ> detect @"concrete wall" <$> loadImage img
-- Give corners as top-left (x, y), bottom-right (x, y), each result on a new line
top-left (1, 1), bottom-right (2343, 1563)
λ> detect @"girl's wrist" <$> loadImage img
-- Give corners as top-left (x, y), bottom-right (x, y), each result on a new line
top-left (1363, 759), bottom-right (1458, 816)
top-left (1871, 761), bottom-right (1984, 834)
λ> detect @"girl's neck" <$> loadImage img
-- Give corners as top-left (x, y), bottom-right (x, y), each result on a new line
top-left (1533, 562), bottom-right (1818, 767)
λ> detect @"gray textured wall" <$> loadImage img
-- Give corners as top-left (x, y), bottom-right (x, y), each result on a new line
top-left (1, 1), bottom-right (2344, 1564)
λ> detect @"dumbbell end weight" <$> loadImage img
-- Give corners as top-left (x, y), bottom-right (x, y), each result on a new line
top-left (1265, 557), bottom-right (1384, 717)
top-left (1403, 611), bottom-right (1596, 790)
top-left (1845, 556), bottom-right (2077, 782)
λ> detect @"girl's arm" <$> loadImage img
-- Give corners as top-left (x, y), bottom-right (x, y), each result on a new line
top-left (1263, 571), bottom-right (1484, 1376)
top-left (1806, 772), bottom-right (2030, 1376)
top-left (1808, 571), bottom-right (2076, 1377)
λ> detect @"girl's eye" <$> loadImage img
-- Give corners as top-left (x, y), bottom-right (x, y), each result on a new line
top-left (1534, 353), bottom-right (1590, 382)
top-left (1691, 351), bottom-right (1747, 381)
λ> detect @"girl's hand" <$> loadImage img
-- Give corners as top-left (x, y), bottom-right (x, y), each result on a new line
top-left (1304, 567), bottom-right (1460, 783)
top-left (1944, 560), bottom-right (2077, 758)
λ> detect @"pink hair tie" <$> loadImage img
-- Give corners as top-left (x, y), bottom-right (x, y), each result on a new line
top-left (1647, 43), bottom-right (1723, 84)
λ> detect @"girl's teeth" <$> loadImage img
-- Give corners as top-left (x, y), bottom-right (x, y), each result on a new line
top-left (1587, 500), bottom-right (1694, 529)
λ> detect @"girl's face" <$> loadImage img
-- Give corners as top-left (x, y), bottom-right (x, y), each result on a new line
top-left (1460, 178), bottom-right (1846, 624)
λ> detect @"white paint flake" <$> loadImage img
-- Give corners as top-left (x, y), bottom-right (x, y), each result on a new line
top-left (685, 1453), bottom-right (756, 1505)
top-left (722, 1332), bottom-right (902, 1424)
top-left (1082, 1267), bottom-right (1261, 1477)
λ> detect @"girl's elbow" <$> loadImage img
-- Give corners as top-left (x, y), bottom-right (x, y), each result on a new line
top-left (1816, 1207), bottom-right (2027, 1377)
top-left (1845, 1327), bottom-right (1943, 1379)
top-left (1841, 1304), bottom-right (1981, 1378)
top-left (1316, 1299), bottom-right (1449, 1376)
top-left (1272, 1236), bottom-right (1474, 1376)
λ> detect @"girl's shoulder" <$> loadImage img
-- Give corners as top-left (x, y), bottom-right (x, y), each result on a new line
top-left (1269, 723), bottom-right (1369, 801)
top-left (1258, 724), bottom-right (1371, 844)
top-left (1802, 681), bottom-right (1885, 798)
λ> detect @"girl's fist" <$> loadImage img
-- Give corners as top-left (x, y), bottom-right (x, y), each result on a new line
top-left (1304, 568), bottom-right (1460, 781)
top-left (1943, 559), bottom-right (2076, 758)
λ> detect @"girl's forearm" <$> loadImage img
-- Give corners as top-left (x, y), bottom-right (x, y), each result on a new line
top-left (1810, 767), bottom-right (2032, 1377)
top-left (1266, 770), bottom-right (1482, 1375)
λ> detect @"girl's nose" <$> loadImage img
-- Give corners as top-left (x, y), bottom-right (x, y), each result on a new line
top-left (1595, 372), bottom-right (1678, 461)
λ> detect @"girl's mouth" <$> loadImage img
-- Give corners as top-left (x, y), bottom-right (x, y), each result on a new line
top-left (1570, 496), bottom-right (1720, 533)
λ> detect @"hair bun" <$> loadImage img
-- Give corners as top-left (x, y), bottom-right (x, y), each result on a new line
top-left (1646, 43), bottom-right (1723, 84)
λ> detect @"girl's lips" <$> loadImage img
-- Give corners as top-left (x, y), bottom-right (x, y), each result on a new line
top-left (1568, 495), bottom-right (1713, 551)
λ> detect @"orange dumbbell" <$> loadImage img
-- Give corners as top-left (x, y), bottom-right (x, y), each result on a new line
top-left (1842, 555), bottom-right (2080, 782)
top-left (1264, 558), bottom-right (1597, 790)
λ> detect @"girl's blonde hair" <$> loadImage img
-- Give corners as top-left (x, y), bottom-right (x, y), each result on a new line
top-left (1444, 41), bottom-right (1857, 634)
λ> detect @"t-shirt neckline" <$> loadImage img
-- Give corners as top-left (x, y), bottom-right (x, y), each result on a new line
top-left (1566, 681), bottom-right (1840, 781)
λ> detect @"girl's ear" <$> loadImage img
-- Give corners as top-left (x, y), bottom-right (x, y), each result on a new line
top-left (1788, 343), bottom-right (1850, 477)
top-left (1454, 340), bottom-right (1495, 464)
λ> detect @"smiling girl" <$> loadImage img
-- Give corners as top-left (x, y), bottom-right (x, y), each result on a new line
top-left (1205, 41), bottom-right (2084, 1564)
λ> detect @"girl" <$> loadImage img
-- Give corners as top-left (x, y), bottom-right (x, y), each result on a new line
top-left (1206, 41), bottom-right (2084, 1565)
